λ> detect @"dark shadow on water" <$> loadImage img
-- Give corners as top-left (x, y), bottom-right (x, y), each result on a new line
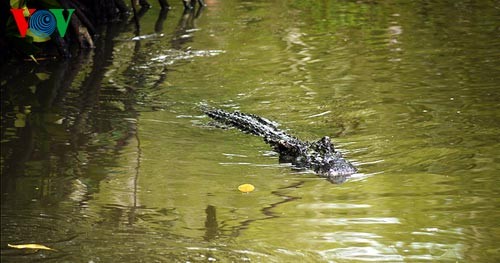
top-left (0, 4), bottom-right (286, 261)
top-left (0, 7), bottom-right (180, 260)
top-left (204, 205), bottom-right (220, 241)
top-left (0, 2), bottom-right (183, 205)
top-left (0, 8), bottom-right (174, 258)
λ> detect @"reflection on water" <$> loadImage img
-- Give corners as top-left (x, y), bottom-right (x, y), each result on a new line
top-left (1, 0), bottom-right (500, 262)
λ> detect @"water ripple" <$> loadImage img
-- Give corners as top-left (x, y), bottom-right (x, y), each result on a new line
top-left (308, 217), bottom-right (401, 225)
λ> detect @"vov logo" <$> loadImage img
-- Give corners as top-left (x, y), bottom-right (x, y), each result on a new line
top-left (10, 8), bottom-right (75, 41)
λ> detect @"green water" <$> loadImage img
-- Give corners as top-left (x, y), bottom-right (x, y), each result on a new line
top-left (1, 0), bottom-right (500, 262)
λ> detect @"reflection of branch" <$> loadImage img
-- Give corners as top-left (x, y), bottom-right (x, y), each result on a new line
top-left (0, 56), bottom-right (87, 198)
top-left (262, 181), bottom-right (303, 217)
top-left (124, 6), bottom-right (171, 217)
top-left (127, 124), bottom-right (142, 225)
top-left (155, 9), bottom-right (170, 33)
top-left (202, 181), bottom-right (303, 242)
top-left (70, 22), bottom-right (127, 138)
top-left (124, 8), bottom-right (172, 224)
top-left (204, 205), bottom-right (219, 241)
top-left (1, 0), bottom-right (174, 209)
top-left (138, 0), bottom-right (170, 9)
top-left (171, 7), bottom-right (204, 49)
top-left (134, 127), bottom-right (142, 212)
top-left (183, 0), bottom-right (206, 10)
top-left (217, 181), bottom-right (304, 239)
top-left (130, 0), bottom-right (141, 30)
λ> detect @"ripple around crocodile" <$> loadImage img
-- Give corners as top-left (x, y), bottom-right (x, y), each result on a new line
top-left (203, 107), bottom-right (357, 184)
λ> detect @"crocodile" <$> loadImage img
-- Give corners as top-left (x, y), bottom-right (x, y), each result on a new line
top-left (204, 108), bottom-right (357, 183)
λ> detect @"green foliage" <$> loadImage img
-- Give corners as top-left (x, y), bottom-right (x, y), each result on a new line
top-left (10, 0), bottom-right (27, 8)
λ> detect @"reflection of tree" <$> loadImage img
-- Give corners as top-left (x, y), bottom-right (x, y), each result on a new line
top-left (201, 181), bottom-right (303, 244)
top-left (115, 6), bottom-right (172, 224)
top-left (0, 7), bottom-right (172, 206)
top-left (204, 205), bottom-right (219, 241)
top-left (172, 6), bottom-right (204, 50)
top-left (234, 181), bottom-right (303, 236)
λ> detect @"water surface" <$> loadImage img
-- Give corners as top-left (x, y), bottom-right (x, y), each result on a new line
top-left (1, 0), bottom-right (500, 262)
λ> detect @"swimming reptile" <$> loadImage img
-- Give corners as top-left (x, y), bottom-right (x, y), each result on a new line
top-left (204, 108), bottom-right (357, 183)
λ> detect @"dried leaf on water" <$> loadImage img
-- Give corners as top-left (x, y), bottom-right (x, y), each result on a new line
top-left (238, 184), bottom-right (255, 193)
top-left (8, 243), bottom-right (55, 251)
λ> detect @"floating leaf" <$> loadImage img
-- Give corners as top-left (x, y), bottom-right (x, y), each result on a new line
top-left (8, 243), bottom-right (55, 251)
top-left (35, 73), bottom-right (50, 81)
top-left (29, 86), bottom-right (36, 93)
top-left (14, 113), bottom-right (26, 128)
top-left (14, 119), bottom-right (25, 128)
top-left (238, 184), bottom-right (255, 193)
top-left (24, 106), bottom-right (32, 114)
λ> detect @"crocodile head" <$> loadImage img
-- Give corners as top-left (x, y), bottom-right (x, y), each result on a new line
top-left (314, 155), bottom-right (358, 177)
top-left (311, 136), bottom-right (358, 180)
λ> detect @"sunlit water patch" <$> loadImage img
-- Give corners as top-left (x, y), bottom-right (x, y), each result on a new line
top-left (151, 49), bottom-right (225, 65)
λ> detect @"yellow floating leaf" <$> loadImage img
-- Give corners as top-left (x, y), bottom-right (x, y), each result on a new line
top-left (238, 183), bottom-right (255, 193)
top-left (8, 243), bottom-right (55, 251)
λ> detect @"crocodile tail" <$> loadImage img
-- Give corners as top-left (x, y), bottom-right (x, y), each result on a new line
top-left (204, 108), bottom-right (279, 137)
